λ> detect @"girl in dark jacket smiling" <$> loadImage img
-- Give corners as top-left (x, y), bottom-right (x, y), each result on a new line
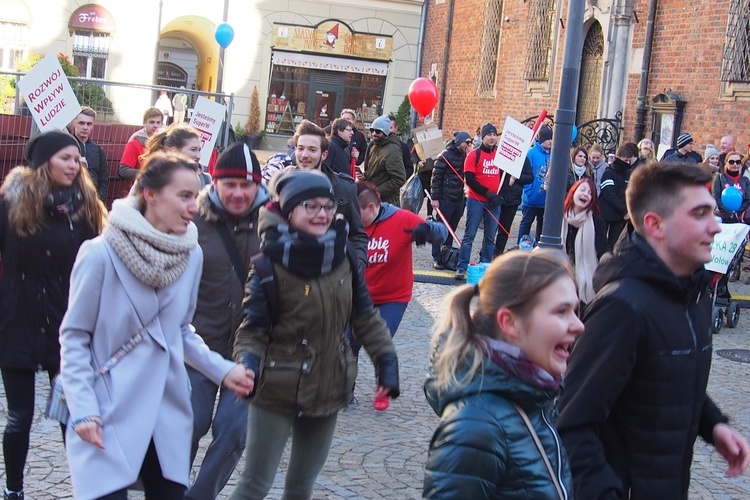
top-left (423, 250), bottom-right (583, 499)
top-left (0, 131), bottom-right (106, 500)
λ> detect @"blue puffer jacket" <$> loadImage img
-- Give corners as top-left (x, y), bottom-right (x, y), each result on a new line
top-left (423, 353), bottom-right (573, 499)
top-left (522, 142), bottom-right (551, 208)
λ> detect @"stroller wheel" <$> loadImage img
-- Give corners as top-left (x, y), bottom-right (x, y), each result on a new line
top-left (712, 306), bottom-right (724, 334)
top-left (726, 301), bottom-right (740, 329)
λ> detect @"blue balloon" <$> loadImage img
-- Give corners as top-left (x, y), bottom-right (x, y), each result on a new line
top-left (571, 124), bottom-right (578, 143)
top-left (215, 23), bottom-right (234, 49)
top-left (722, 186), bottom-right (743, 212)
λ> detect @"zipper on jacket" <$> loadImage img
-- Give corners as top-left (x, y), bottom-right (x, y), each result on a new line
top-left (294, 338), bottom-right (309, 417)
top-left (541, 409), bottom-right (569, 500)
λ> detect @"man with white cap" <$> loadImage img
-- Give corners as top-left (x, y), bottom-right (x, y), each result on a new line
top-left (363, 115), bottom-right (406, 206)
top-left (187, 141), bottom-right (270, 499)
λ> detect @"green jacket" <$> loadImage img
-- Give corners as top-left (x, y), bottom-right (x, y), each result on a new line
top-left (364, 133), bottom-right (406, 205)
top-left (234, 210), bottom-right (397, 417)
top-left (423, 355), bottom-right (573, 499)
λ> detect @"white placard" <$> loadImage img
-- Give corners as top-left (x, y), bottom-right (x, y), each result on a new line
top-left (189, 96), bottom-right (227, 165)
top-left (494, 116), bottom-right (533, 179)
top-left (705, 223), bottom-right (750, 274)
top-left (17, 53), bottom-right (81, 132)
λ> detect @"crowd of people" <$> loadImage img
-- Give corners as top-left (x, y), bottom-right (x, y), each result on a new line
top-left (1, 103), bottom-right (750, 500)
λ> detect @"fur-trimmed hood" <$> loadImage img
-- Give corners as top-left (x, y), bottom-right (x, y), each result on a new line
top-left (0, 166), bottom-right (29, 207)
top-left (197, 182), bottom-right (270, 224)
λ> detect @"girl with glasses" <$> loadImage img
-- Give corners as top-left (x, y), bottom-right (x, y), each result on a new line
top-left (231, 169), bottom-right (399, 500)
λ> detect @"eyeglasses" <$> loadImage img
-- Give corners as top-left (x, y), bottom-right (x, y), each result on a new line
top-left (464, 140), bottom-right (473, 145)
top-left (300, 201), bottom-right (337, 215)
top-left (370, 130), bottom-right (384, 136)
top-left (344, 128), bottom-right (353, 132)
top-left (727, 160), bottom-right (743, 165)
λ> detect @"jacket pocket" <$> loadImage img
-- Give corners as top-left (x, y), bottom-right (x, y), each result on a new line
top-left (258, 345), bottom-right (316, 410)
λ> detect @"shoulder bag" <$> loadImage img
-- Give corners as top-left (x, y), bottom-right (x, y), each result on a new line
top-left (46, 315), bottom-right (158, 425)
top-left (512, 402), bottom-right (566, 500)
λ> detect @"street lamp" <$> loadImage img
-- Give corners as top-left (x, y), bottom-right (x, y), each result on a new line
top-left (538, 0), bottom-right (585, 250)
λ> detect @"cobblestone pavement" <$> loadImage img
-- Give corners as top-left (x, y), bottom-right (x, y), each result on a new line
top-left (2, 210), bottom-right (750, 499)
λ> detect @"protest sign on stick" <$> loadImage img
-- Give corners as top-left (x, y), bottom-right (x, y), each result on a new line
top-left (189, 96), bottom-right (227, 166)
top-left (17, 53), bottom-right (82, 132)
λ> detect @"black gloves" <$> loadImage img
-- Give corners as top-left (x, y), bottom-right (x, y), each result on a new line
top-left (486, 192), bottom-right (504, 208)
top-left (374, 352), bottom-right (400, 399)
top-left (410, 223), bottom-right (430, 246)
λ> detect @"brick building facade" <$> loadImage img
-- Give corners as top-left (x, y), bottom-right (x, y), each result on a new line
top-left (421, 0), bottom-right (749, 156)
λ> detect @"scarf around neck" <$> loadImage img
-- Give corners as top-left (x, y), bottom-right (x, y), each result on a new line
top-left (44, 185), bottom-right (84, 223)
top-left (262, 216), bottom-right (349, 278)
top-left (104, 197), bottom-right (198, 288)
top-left (479, 336), bottom-right (560, 391)
top-left (561, 209), bottom-right (597, 303)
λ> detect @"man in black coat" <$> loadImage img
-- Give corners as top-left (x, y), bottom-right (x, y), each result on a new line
top-left (430, 131), bottom-right (471, 269)
top-left (70, 106), bottom-right (109, 201)
top-left (599, 146), bottom-right (632, 249)
top-left (323, 117), bottom-right (354, 175)
top-left (557, 162), bottom-right (750, 499)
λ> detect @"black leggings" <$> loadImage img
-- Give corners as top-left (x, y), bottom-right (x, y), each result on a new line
top-left (1, 368), bottom-right (62, 492)
top-left (97, 439), bottom-right (186, 499)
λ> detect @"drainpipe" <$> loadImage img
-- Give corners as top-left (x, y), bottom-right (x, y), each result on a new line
top-left (152, 0), bottom-right (163, 96)
top-left (634, 0), bottom-right (658, 142)
top-left (410, 0), bottom-right (429, 131)
top-left (436, 0), bottom-right (456, 128)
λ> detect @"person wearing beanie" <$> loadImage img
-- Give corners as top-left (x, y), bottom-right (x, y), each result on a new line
top-left (232, 168), bottom-right (399, 500)
top-left (519, 125), bottom-right (553, 244)
top-left (290, 119), bottom-right (369, 269)
top-left (663, 132), bottom-right (701, 164)
top-left (599, 144), bottom-right (633, 249)
top-left (363, 114), bottom-right (406, 205)
top-left (430, 131), bottom-right (472, 268)
top-left (455, 122), bottom-right (503, 280)
top-left (1, 130), bottom-right (107, 500)
top-left (703, 144), bottom-right (721, 173)
top-left (186, 140), bottom-right (270, 499)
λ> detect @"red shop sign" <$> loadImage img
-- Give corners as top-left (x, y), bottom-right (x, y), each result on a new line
top-left (69, 4), bottom-right (115, 32)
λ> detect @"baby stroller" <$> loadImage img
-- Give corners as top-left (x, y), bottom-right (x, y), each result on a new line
top-left (708, 240), bottom-right (744, 333)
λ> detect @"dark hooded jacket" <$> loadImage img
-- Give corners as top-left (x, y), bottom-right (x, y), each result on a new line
top-left (431, 140), bottom-right (467, 203)
top-left (557, 229), bottom-right (728, 499)
top-left (0, 167), bottom-right (98, 370)
top-left (423, 351), bottom-right (573, 499)
top-left (598, 158), bottom-right (630, 222)
top-left (192, 183), bottom-right (269, 359)
top-left (364, 133), bottom-right (406, 206)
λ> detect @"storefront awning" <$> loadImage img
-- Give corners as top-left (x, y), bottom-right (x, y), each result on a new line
top-left (272, 51), bottom-right (388, 76)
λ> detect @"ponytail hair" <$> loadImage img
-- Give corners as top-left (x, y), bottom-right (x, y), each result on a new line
top-left (143, 123), bottom-right (201, 159)
top-left (132, 151), bottom-right (200, 213)
top-left (430, 250), bottom-right (575, 390)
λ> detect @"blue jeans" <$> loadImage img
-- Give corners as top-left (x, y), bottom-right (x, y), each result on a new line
top-left (348, 302), bottom-right (407, 358)
top-left (518, 206), bottom-right (545, 242)
top-left (457, 198), bottom-right (502, 271)
top-left (186, 366), bottom-right (248, 500)
top-left (432, 198), bottom-right (465, 261)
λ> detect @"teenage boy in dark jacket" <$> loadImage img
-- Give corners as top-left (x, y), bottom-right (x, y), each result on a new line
top-left (599, 146), bottom-right (631, 249)
top-left (558, 162), bottom-right (750, 499)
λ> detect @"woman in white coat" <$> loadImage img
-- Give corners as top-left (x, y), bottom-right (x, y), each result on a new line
top-left (60, 152), bottom-right (254, 500)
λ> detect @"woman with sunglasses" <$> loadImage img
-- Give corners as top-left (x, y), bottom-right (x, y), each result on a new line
top-left (713, 151), bottom-right (750, 223)
top-left (231, 168), bottom-right (399, 500)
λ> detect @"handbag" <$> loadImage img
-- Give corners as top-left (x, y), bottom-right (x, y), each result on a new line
top-left (512, 402), bottom-right (566, 500)
top-left (439, 245), bottom-right (460, 271)
top-left (45, 316), bottom-right (157, 425)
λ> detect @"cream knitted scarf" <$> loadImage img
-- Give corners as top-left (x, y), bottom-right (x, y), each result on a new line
top-left (561, 209), bottom-right (597, 304)
top-left (104, 197), bottom-right (198, 289)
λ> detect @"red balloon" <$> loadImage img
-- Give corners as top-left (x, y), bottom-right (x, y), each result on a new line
top-left (408, 78), bottom-right (438, 117)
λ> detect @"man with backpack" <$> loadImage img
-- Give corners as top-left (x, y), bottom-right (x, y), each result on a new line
top-left (187, 142), bottom-right (270, 499)
top-left (454, 123), bottom-right (503, 280)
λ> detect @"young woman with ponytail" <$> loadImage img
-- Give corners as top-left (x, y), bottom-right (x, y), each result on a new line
top-left (423, 250), bottom-right (584, 499)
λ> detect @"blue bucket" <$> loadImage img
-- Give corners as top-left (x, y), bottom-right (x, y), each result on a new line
top-left (467, 263), bottom-right (490, 285)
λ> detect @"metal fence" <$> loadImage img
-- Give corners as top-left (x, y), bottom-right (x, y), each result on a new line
top-left (0, 71), bottom-right (234, 206)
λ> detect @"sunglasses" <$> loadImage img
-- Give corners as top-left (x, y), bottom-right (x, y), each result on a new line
top-left (370, 129), bottom-right (384, 135)
top-left (464, 140), bottom-right (472, 145)
top-left (727, 160), bottom-right (743, 165)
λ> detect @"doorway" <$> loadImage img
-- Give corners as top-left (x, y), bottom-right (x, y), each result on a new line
top-left (308, 71), bottom-right (344, 129)
top-left (576, 21), bottom-right (604, 125)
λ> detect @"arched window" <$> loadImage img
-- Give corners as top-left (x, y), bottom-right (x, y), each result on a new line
top-left (477, 0), bottom-right (504, 98)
